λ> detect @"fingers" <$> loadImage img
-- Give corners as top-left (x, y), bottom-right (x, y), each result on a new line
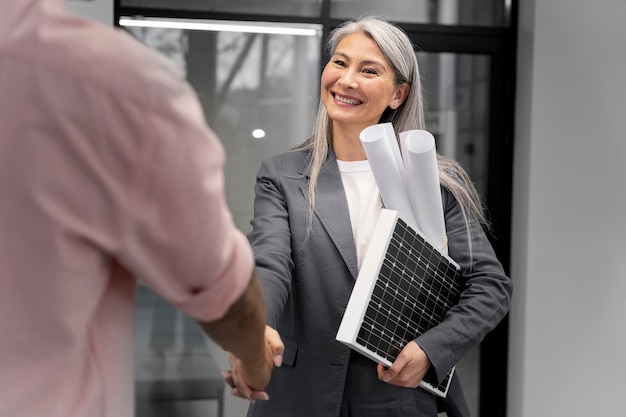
top-left (222, 326), bottom-right (284, 402)
top-left (378, 342), bottom-right (430, 388)
top-left (265, 325), bottom-right (284, 366)
top-left (231, 387), bottom-right (269, 402)
top-left (226, 368), bottom-right (253, 400)
top-left (377, 357), bottom-right (405, 383)
top-left (222, 370), bottom-right (269, 402)
top-left (377, 345), bottom-right (412, 383)
top-left (376, 363), bottom-right (388, 381)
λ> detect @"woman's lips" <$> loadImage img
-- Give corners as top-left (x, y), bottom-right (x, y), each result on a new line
top-left (333, 93), bottom-right (362, 105)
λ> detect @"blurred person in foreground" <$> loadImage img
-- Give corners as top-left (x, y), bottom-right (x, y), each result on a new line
top-left (0, 1), bottom-right (283, 416)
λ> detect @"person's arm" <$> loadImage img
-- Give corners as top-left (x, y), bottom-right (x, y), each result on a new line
top-left (113, 66), bottom-right (283, 394)
top-left (223, 325), bottom-right (283, 401)
top-left (196, 268), bottom-right (275, 392)
top-left (247, 156), bottom-right (296, 327)
top-left (413, 187), bottom-right (513, 382)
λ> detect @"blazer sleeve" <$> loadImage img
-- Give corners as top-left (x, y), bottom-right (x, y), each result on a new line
top-left (414, 187), bottom-right (513, 382)
top-left (248, 156), bottom-right (296, 327)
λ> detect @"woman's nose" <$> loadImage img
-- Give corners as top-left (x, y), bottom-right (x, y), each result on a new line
top-left (338, 70), bottom-right (358, 88)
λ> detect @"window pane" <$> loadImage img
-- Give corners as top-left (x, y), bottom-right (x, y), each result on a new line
top-left (128, 21), bottom-right (322, 417)
top-left (125, 21), bottom-right (322, 236)
top-left (331, 0), bottom-right (510, 27)
top-left (419, 52), bottom-right (490, 198)
top-left (121, 0), bottom-right (323, 18)
top-left (128, 23), bottom-right (493, 417)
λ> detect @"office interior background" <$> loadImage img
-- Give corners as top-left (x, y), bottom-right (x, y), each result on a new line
top-left (67, 0), bottom-right (626, 416)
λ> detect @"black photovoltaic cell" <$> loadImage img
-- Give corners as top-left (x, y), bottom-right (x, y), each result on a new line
top-left (337, 213), bottom-right (461, 397)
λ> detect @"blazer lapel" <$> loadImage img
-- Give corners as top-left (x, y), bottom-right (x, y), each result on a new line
top-left (299, 149), bottom-right (359, 280)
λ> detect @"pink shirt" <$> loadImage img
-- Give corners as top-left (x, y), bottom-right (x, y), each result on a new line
top-left (0, 1), bottom-right (255, 416)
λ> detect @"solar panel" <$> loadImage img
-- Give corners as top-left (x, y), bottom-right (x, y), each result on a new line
top-left (336, 209), bottom-right (461, 397)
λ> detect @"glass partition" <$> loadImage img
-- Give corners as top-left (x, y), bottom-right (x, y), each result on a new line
top-left (124, 20), bottom-right (322, 234)
top-left (123, 10), bottom-right (510, 415)
top-left (419, 52), bottom-right (491, 197)
top-left (126, 19), bottom-right (322, 417)
top-left (126, 20), bottom-right (491, 416)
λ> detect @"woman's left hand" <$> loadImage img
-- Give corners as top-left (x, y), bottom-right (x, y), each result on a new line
top-left (376, 341), bottom-right (431, 388)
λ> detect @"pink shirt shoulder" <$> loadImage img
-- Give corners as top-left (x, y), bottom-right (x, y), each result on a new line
top-left (0, 4), bottom-right (254, 417)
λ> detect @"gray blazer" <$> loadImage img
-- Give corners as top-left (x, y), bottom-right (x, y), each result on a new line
top-left (247, 147), bottom-right (512, 417)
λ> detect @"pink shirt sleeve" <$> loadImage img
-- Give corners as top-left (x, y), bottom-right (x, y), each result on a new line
top-left (118, 79), bottom-right (254, 323)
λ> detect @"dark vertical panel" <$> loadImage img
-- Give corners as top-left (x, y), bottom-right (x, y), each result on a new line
top-left (479, 5), bottom-right (517, 417)
top-left (186, 31), bottom-right (218, 124)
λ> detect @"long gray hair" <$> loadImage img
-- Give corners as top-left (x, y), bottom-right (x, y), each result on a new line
top-left (295, 16), bottom-right (488, 246)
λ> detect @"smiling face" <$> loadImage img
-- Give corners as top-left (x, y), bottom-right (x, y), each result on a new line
top-left (321, 32), bottom-right (409, 133)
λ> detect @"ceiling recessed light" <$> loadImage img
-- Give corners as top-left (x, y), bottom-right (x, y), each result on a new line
top-left (252, 129), bottom-right (266, 139)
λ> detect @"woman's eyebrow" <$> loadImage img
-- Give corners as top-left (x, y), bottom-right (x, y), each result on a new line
top-left (332, 51), bottom-right (386, 68)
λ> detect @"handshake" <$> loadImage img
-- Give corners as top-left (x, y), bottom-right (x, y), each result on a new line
top-left (222, 326), bottom-right (284, 402)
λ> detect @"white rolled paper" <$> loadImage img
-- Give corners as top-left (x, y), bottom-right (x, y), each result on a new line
top-left (402, 130), bottom-right (448, 254)
top-left (381, 122), bottom-right (405, 179)
top-left (359, 124), bottom-right (419, 231)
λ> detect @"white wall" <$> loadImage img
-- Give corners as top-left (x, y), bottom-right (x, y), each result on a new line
top-left (66, 0), bottom-right (113, 26)
top-left (509, 1), bottom-right (626, 416)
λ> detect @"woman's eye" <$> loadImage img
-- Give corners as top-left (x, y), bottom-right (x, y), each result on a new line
top-left (333, 59), bottom-right (346, 67)
top-left (363, 68), bottom-right (379, 75)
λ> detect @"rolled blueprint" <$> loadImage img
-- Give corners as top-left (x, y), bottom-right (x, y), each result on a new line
top-left (401, 130), bottom-right (448, 254)
top-left (360, 124), bottom-right (419, 231)
top-left (381, 122), bottom-right (405, 179)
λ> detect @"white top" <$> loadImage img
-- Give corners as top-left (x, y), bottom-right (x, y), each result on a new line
top-left (337, 160), bottom-right (382, 269)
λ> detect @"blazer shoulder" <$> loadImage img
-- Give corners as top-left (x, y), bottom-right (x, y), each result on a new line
top-left (261, 148), bottom-right (311, 176)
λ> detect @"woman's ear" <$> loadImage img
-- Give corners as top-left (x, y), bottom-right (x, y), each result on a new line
top-left (390, 83), bottom-right (410, 109)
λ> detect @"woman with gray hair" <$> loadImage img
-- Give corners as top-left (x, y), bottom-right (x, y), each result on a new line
top-left (231, 15), bottom-right (512, 417)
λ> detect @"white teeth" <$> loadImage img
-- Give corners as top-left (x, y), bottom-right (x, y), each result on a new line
top-left (335, 94), bottom-right (361, 105)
